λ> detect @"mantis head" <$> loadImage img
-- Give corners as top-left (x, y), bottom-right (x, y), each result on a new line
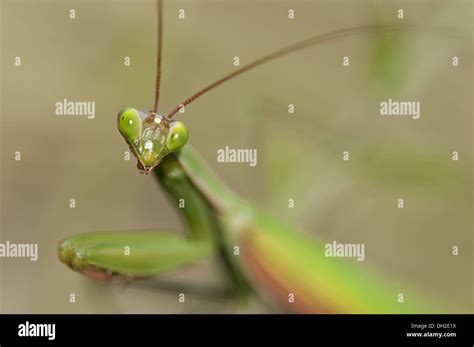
top-left (117, 107), bottom-right (189, 174)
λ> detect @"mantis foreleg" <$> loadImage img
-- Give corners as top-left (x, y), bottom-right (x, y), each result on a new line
top-left (58, 154), bottom-right (217, 280)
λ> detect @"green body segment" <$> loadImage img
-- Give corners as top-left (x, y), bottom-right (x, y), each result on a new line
top-left (84, 235), bottom-right (209, 277)
top-left (237, 214), bottom-right (443, 313)
top-left (61, 231), bottom-right (210, 278)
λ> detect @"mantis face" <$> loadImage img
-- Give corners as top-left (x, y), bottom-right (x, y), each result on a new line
top-left (117, 107), bottom-right (189, 174)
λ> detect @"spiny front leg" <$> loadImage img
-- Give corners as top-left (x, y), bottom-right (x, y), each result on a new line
top-left (58, 231), bottom-right (212, 281)
top-left (58, 154), bottom-right (216, 281)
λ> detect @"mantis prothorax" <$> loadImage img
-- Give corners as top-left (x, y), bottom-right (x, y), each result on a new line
top-left (58, 0), bottom-right (462, 312)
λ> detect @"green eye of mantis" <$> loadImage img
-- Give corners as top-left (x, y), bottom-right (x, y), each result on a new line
top-left (167, 121), bottom-right (189, 152)
top-left (117, 107), bottom-right (141, 142)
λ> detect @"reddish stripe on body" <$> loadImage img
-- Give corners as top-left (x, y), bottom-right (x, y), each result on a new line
top-left (241, 236), bottom-right (335, 314)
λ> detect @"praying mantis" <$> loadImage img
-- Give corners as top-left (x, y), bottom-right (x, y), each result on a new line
top-left (57, 0), bottom-right (463, 313)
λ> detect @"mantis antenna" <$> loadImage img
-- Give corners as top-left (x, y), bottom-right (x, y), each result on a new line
top-left (153, 0), bottom-right (163, 114)
top-left (165, 23), bottom-right (401, 118)
top-left (151, 0), bottom-right (464, 119)
top-left (163, 12), bottom-right (465, 120)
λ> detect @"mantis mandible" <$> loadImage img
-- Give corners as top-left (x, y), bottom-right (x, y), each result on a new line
top-left (58, 0), bottom-right (459, 313)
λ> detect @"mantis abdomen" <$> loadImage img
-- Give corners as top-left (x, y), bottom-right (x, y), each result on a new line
top-left (238, 216), bottom-right (440, 313)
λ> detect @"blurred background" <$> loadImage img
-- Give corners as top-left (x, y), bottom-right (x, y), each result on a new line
top-left (0, 0), bottom-right (472, 313)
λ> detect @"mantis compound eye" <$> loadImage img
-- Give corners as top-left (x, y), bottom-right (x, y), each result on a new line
top-left (167, 121), bottom-right (189, 152)
top-left (117, 107), bottom-right (142, 142)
